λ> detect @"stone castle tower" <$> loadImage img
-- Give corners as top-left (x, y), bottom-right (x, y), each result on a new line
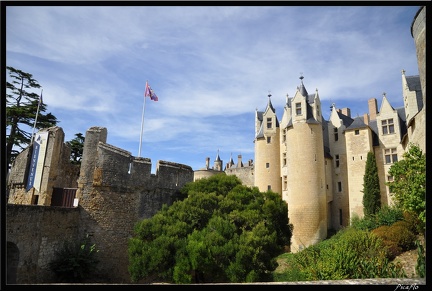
top-left (254, 93), bottom-right (281, 194)
top-left (255, 77), bottom-right (327, 252)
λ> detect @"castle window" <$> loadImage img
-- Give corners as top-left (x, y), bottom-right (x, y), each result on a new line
top-left (282, 129), bottom-right (286, 142)
top-left (267, 118), bottom-right (272, 129)
top-left (266, 162), bottom-right (270, 168)
top-left (355, 129), bottom-right (360, 135)
top-left (295, 102), bottom-right (302, 115)
top-left (267, 185), bottom-right (271, 191)
top-left (339, 209), bottom-right (343, 225)
top-left (411, 119), bottom-right (416, 133)
top-left (382, 118), bottom-right (395, 135)
top-left (316, 104), bottom-right (320, 117)
top-left (335, 154), bottom-right (340, 167)
top-left (282, 153), bottom-right (286, 166)
top-left (267, 136), bottom-right (271, 144)
top-left (384, 148), bottom-right (398, 164)
top-left (334, 127), bottom-right (338, 141)
top-left (387, 175), bottom-right (394, 182)
top-left (283, 176), bottom-right (287, 190)
top-left (338, 181), bottom-right (342, 192)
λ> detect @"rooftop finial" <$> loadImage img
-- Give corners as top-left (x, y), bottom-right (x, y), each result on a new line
top-left (299, 72), bottom-right (304, 82)
top-left (268, 90), bottom-right (272, 98)
top-left (383, 92), bottom-right (386, 98)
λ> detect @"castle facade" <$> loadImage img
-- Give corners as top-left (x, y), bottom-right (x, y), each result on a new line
top-left (198, 5), bottom-right (426, 253)
top-left (254, 68), bottom-right (425, 252)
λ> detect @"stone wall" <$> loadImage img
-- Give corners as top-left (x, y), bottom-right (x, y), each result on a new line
top-left (225, 165), bottom-right (254, 187)
top-left (7, 127), bottom-right (80, 206)
top-left (6, 204), bottom-right (81, 284)
top-left (6, 126), bottom-right (195, 284)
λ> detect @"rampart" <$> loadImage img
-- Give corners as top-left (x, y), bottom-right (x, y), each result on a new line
top-left (6, 126), bottom-right (195, 284)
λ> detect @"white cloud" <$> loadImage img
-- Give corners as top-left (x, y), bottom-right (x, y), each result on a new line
top-left (5, 5), bottom-right (421, 170)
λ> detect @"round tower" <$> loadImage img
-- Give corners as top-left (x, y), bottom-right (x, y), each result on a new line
top-left (254, 94), bottom-right (281, 194)
top-left (411, 6), bottom-right (426, 106)
top-left (285, 77), bottom-right (327, 252)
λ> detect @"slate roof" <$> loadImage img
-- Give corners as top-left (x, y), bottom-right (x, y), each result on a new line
top-left (406, 75), bottom-right (423, 110)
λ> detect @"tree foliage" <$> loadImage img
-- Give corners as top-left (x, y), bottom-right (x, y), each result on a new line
top-left (6, 66), bottom-right (58, 169)
top-left (66, 133), bottom-right (85, 164)
top-left (128, 174), bottom-right (292, 284)
top-left (362, 151), bottom-right (381, 217)
top-left (386, 144), bottom-right (426, 225)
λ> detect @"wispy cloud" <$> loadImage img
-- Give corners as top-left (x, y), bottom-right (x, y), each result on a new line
top-left (5, 5), bottom-right (421, 171)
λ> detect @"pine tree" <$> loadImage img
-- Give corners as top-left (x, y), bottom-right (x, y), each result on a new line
top-left (6, 66), bottom-right (58, 169)
top-left (66, 133), bottom-right (85, 165)
top-left (362, 151), bottom-right (381, 217)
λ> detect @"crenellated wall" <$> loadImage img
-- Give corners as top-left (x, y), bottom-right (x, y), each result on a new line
top-left (6, 125), bottom-right (194, 284)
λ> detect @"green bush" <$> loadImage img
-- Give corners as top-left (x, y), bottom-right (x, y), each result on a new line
top-left (350, 214), bottom-right (377, 231)
top-left (272, 253), bottom-right (308, 282)
top-left (351, 206), bottom-right (404, 232)
top-left (275, 228), bottom-right (406, 281)
top-left (375, 206), bottom-right (404, 226)
top-left (49, 234), bottom-right (99, 282)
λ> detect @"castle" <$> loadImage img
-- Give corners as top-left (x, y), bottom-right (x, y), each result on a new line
top-left (5, 6), bottom-right (425, 283)
top-left (194, 6), bottom-right (426, 252)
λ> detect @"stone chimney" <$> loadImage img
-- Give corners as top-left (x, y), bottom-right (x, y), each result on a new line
top-left (363, 113), bottom-right (369, 125)
top-left (368, 98), bottom-right (378, 121)
top-left (340, 108), bottom-right (351, 118)
top-left (205, 157), bottom-right (210, 169)
top-left (237, 155), bottom-right (243, 168)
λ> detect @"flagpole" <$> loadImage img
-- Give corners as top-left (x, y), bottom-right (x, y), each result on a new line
top-left (31, 89), bottom-right (43, 143)
top-left (138, 81), bottom-right (148, 157)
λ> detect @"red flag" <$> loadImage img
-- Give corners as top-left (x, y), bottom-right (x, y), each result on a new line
top-left (145, 81), bottom-right (158, 101)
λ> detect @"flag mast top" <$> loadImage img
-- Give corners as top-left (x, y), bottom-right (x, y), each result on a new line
top-left (31, 89), bottom-right (43, 143)
top-left (138, 80), bottom-right (158, 158)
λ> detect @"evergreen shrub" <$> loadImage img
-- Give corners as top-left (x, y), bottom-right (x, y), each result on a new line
top-left (49, 234), bottom-right (99, 283)
top-left (279, 228), bottom-right (406, 281)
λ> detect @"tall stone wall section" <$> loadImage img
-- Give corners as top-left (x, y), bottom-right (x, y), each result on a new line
top-left (75, 126), bottom-right (194, 282)
top-left (286, 122), bottom-right (327, 252)
top-left (345, 127), bottom-right (374, 219)
top-left (6, 204), bottom-right (81, 284)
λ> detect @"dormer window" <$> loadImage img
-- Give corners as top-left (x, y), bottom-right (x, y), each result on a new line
top-left (295, 102), bottom-right (302, 115)
top-left (382, 118), bottom-right (394, 135)
top-left (267, 118), bottom-right (272, 129)
top-left (334, 128), bottom-right (338, 141)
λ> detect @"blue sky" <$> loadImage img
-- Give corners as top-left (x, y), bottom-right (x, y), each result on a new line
top-left (5, 5), bottom-right (421, 172)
